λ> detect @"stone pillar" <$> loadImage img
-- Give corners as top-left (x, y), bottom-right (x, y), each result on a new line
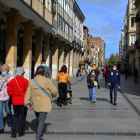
top-left (23, 22), bottom-right (34, 80)
top-left (6, 12), bottom-right (19, 74)
top-left (34, 29), bottom-right (43, 71)
top-left (52, 39), bottom-right (59, 79)
top-left (69, 50), bottom-right (73, 76)
top-left (44, 34), bottom-right (51, 67)
top-left (59, 42), bottom-right (64, 71)
top-left (73, 50), bottom-right (77, 76)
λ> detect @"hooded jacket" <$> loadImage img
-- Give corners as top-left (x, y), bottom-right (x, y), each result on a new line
top-left (56, 72), bottom-right (70, 84)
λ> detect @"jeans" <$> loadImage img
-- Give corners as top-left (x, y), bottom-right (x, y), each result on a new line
top-left (81, 74), bottom-right (84, 80)
top-left (12, 105), bottom-right (27, 135)
top-left (35, 112), bottom-right (47, 140)
top-left (78, 72), bottom-right (80, 77)
top-left (0, 100), bottom-right (13, 131)
top-left (89, 87), bottom-right (96, 101)
top-left (110, 84), bottom-right (118, 103)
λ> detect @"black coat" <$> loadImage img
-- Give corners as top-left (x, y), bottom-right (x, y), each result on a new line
top-left (87, 75), bottom-right (98, 88)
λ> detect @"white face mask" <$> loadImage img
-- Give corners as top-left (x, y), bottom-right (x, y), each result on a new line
top-left (113, 68), bottom-right (116, 71)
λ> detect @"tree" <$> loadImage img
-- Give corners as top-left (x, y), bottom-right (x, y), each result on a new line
top-left (108, 53), bottom-right (119, 68)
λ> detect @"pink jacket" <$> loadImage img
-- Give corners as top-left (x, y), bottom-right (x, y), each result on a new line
top-left (0, 74), bottom-right (14, 101)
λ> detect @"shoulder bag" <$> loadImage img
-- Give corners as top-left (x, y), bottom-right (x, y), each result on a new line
top-left (33, 79), bottom-right (53, 104)
top-left (15, 78), bottom-right (25, 95)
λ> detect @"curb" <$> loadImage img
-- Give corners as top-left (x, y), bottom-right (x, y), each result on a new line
top-left (119, 89), bottom-right (140, 117)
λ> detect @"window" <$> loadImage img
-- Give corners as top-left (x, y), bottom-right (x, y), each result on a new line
top-left (131, 35), bottom-right (136, 45)
top-left (131, 17), bottom-right (136, 27)
top-left (131, 1), bottom-right (136, 12)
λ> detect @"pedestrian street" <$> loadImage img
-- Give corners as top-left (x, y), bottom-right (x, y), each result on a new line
top-left (1, 77), bottom-right (140, 140)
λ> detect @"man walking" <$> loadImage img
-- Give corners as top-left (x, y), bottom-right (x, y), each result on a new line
top-left (41, 60), bottom-right (52, 79)
top-left (103, 67), bottom-right (109, 85)
top-left (107, 64), bottom-right (121, 105)
top-left (134, 67), bottom-right (138, 82)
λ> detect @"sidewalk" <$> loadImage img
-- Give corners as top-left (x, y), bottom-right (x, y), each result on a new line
top-left (120, 75), bottom-right (140, 115)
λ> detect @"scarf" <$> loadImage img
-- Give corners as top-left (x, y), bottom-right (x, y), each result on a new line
top-left (0, 74), bottom-right (10, 90)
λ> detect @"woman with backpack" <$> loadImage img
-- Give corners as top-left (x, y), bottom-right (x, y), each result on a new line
top-left (24, 66), bottom-right (57, 140)
top-left (87, 70), bottom-right (98, 103)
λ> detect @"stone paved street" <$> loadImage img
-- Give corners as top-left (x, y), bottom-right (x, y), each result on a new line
top-left (1, 76), bottom-right (140, 140)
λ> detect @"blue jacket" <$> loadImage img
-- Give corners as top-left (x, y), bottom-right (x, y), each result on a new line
top-left (107, 69), bottom-right (121, 86)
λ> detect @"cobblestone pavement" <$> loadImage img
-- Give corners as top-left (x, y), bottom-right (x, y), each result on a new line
top-left (1, 76), bottom-right (140, 140)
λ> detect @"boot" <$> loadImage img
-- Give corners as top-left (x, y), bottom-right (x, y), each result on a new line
top-left (11, 129), bottom-right (17, 138)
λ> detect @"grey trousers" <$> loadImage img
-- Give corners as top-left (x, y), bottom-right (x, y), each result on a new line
top-left (35, 112), bottom-right (47, 140)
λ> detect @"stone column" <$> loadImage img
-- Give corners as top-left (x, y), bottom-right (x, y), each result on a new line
top-left (69, 49), bottom-right (73, 76)
top-left (23, 22), bottom-right (34, 80)
top-left (59, 42), bottom-right (65, 71)
top-left (44, 34), bottom-right (51, 67)
top-left (34, 29), bottom-right (43, 71)
top-left (73, 50), bottom-right (77, 76)
top-left (6, 12), bottom-right (19, 74)
top-left (52, 39), bottom-right (59, 79)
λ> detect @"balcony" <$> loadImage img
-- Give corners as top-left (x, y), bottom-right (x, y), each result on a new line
top-left (1, 0), bottom-right (54, 33)
top-left (53, 19), bottom-right (57, 31)
top-left (136, 12), bottom-right (140, 22)
top-left (128, 45), bottom-right (135, 51)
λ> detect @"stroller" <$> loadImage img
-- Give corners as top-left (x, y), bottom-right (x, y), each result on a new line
top-left (57, 82), bottom-right (72, 106)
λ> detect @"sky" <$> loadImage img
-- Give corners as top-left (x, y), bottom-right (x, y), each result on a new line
top-left (76, 0), bottom-right (128, 58)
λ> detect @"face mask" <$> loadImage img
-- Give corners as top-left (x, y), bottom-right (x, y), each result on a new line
top-left (42, 64), bottom-right (46, 67)
top-left (92, 73), bottom-right (95, 76)
top-left (1, 72), bottom-right (7, 77)
top-left (113, 68), bottom-right (116, 71)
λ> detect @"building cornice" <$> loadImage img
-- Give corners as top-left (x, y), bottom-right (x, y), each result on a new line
top-left (73, 1), bottom-right (85, 22)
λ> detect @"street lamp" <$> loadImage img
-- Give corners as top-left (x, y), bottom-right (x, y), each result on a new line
top-left (32, 35), bottom-right (36, 43)
top-left (0, 18), bottom-right (5, 31)
top-left (18, 28), bottom-right (23, 38)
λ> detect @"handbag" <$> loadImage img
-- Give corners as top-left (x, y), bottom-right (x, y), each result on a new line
top-left (15, 78), bottom-right (25, 95)
top-left (33, 79), bottom-right (53, 104)
top-left (93, 81), bottom-right (98, 87)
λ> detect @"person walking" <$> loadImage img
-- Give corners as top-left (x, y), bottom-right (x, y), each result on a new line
top-left (124, 68), bottom-right (129, 80)
top-left (56, 65), bottom-right (70, 107)
top-left (7, 67), bottom-right (29, 138)
top-left (85, 67), bottom-right (89, 76)
top-left (77, 68), bottom-right (81, 77)
top-left (0, 64), bottom-right (14, 134)
top-left (80, 68), bottom-right (85, 80)
top-left (24, 66), bottom-right (57, 140)
top-left (107, 64), bottom-right (121, 105)
top-left (87, 70), bottom-right (98, 103)
top-left (103, 67), bottom-right (110, 85)
top-left (134, 67), bottom-right (138, 82)
top-left (41, 60), bottom-right (52, 79)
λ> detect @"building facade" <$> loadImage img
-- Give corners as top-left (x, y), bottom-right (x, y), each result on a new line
top-left (0, 0), bottom-right (86, 79)
top-left (135, 0), bottom-right (140, 75)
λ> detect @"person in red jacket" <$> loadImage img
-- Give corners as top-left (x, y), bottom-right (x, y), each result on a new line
top-left (7, 67), bottom-right (29, 138)
top-left (103, 67), bottom-right (110, 85)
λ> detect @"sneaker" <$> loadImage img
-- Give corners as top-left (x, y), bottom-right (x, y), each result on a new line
top-left (11, 130), bottom-right (17, 138)
top-left (114, 102), bottom-right (117, 105)
top-left (92, 100), bottom-right (96, 103)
